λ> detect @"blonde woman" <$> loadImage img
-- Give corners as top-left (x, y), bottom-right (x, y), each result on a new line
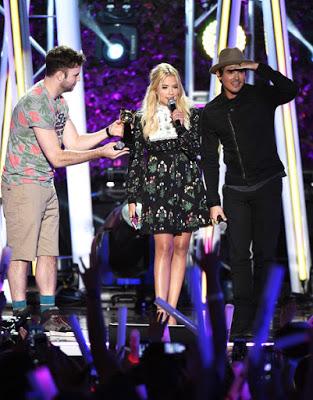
top-left (127, 63), bottom-right (210, 324)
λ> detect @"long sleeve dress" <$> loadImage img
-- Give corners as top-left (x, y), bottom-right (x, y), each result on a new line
top-left (126, 105), bottom-right (210, 235)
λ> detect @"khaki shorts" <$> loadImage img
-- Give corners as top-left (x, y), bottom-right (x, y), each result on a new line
top-left (1, 182), bottom-right (59, 261)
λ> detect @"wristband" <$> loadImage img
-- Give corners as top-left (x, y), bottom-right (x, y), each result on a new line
top-left (106, 126), bottom-right (113, 138)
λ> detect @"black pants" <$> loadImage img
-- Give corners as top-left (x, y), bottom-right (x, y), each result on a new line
top-left (223, 177), bottom-right (283, 332)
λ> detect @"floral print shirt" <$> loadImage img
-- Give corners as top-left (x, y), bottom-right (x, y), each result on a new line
top-left (2, 80), bottom-right (69, 186)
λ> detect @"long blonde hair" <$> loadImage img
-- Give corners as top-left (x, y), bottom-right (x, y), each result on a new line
top-left (141, 63), bottom-right (191, 138)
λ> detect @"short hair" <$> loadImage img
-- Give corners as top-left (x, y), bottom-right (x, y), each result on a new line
top-left (45, 46), bottom-right (86, 76)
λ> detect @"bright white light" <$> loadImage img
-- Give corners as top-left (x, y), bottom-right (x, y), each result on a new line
top-left (202, 20), bottom-right (246, 59)
top-left (107, 43), bottom-right (125, 60)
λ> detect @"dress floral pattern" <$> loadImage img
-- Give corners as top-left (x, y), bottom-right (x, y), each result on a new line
top-left (127, 108), bottom-right (210, 234)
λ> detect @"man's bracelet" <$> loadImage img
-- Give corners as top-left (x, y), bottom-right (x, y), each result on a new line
top-left (207, 292), bottom-right (224, 302)
top-left (106, 126), bottom-right (113, 138)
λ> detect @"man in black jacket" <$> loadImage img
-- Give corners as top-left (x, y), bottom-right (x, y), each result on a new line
top-left (200, 47), bottom-right (297, 337)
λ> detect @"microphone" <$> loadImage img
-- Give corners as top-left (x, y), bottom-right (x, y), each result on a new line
top-left (167, 98), bottom-right (181, 127)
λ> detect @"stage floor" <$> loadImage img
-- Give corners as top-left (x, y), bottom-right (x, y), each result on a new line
top-left (2, 286), bottom-right (313, 356)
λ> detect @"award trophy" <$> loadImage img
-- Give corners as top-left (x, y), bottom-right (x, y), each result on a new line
top-left (114, 108), bottom-right (135, 150)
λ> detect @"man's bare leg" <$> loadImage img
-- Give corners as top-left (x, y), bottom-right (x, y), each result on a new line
top-left (35, 255), bottom-right (57, 296)
top-left (7, 260), bottom-right (29, 301)
top-left (35, 256), bottom-right (71, 331)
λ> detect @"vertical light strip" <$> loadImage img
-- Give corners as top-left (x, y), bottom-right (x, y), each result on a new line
top-left (0, 40), bottom-right (8, 139)
top-left (0, 76), bottom-right (12, 196)
top-left (200, 222), bottom-right (214, 300)
top-left (10, 0), bottom-right (25, 97)
top-left (271, 0), bottom-right (308, 282)
top-left (218, 0), bottom-right (231, 53)
top-left (3, 0), bottom-right (18, 106)
top-left (214, 0), bottom-right (232, 97)
top-left (271, 1), bottom-right (286, 74)
top-left (47, 0), bottom-right (55, 50)
top-left (228, 0), bottom-right (242, 48)
top-left (201, 271), bottom-right (207, 303)
top-left (18, 0), bottom-right (33, 89)
top-left (262, 0), bottom-right (310, 289)
top-left (185, 0), bottom-right (195, 97)
top-left (282, 102), bottom-right (307, 280)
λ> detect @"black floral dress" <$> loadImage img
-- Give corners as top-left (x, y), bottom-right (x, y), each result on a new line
top-left (126, 107), bottom-right (210, 235)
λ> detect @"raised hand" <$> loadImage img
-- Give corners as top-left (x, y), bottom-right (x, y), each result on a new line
top-left (109, 119), bottom-right (124, 137)
top-left (79, 233), bottom-right (102, 295)
top-left (239, 61), bottom-right (259, 70)
top-left (193, 240), bottom-right (221, 287)
top-left (210, 205), bottom-right (227, 225)
top-left (99, 141), bottom-right (129, 159)
top-left (171, 109), bottom-right (184, 125)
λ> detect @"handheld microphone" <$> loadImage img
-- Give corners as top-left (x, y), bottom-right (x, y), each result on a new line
top-left (167, 98), bottom-right (181, 127)
top-left (216, 215), bottom-right (227, 234)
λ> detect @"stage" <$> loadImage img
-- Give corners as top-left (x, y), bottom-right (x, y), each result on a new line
top-left (2, 287), bottom-right (313, 357)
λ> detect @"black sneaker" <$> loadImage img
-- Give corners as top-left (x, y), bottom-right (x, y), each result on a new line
top-left (41, 307), bottom-right (72, 334)
top-left (13, 306), bottom-right (32, 319)
top-left (13, 306), bottom-right (34, 330)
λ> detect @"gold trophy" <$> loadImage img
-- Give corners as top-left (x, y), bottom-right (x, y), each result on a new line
top-left (120, 108), bottom-right (135, 125)
top-left (114, 108), bottom-right (135, 150)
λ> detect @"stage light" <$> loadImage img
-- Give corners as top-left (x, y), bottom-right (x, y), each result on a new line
top-left (96, 1), bottom-right (138, 67)
top-left (79, 1), bottom-right (138, 67)
top-left (202, 20), bottom-right (246, 59)
top-left (106, 41), bottom-right (125, 61)
top-left (96, 23), bottom-right (138, 67)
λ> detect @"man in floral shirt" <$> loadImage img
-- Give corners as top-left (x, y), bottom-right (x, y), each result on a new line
top-left (1, 46), bottom-right (128, 331)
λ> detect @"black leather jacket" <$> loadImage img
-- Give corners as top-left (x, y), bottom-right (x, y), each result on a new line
top-left (200, 63), bottom-right (297, 207)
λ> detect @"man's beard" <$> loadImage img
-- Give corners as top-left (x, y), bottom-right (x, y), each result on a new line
top-left (61, 82), bottom-right (76, 93)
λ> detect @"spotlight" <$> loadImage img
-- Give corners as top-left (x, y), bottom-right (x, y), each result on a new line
top-left (202, 20), bottom-right (246, 59)
top-left (96, 23), bottom-right (138, 66)
top-left (80, 1), bottom-right (138, 67)
top-left (95, 1), bottom-right (138, 67)
top-left (106, 41), bottom-right (125, 60)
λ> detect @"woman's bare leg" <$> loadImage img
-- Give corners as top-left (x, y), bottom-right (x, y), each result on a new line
top-left (167, 232), bottom-right (192, 324)
top-left (153, 233), bottom-right (174, 309)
